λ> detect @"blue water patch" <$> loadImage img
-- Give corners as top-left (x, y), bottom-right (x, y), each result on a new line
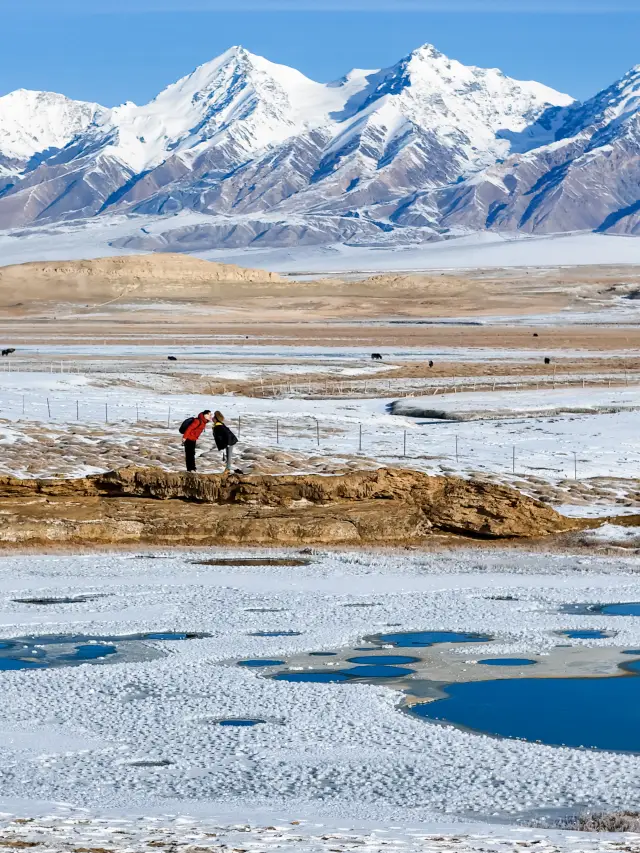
top-left (601, 603), bottom-right (640, 616)
top-left (412, 661), bottom-right (640, 752)
top-left (562, 602), bottom-right (640, 617)
top-left (561, 629), bottom-right (609, 639)
top-left (61, 644), bottom-right (117, 662)
top-left (375, 631), bottom-right (492, 648)
top-left (477, 658), bottom-right (537, 667)
top-left (218, 719), bottom-right (266, 727)
top-left (238, 659), bottom-right (286, 667)
top-left (273, 671), bottom-right (351, 683)
top-left (0, 632), bottom-right (208, 671)
top-left (273, 663), bottom-right (417, 682)
top-left (347, 664), bottom-right (416, 678)
top-left (0, 658), bottom-right (46, 670)
top-left (347, 655), bottom-right (420, 666)
top-left (144, 632), bottom-right (196, 640)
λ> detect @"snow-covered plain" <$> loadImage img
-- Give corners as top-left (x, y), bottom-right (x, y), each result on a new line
top-left (206, 232), bottom-right (640, 275)
top-left (2, 217), bottom-right (640, 277)
top-left (1, 548), bottom-right (640, 838)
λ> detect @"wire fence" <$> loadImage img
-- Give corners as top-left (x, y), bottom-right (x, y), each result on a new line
top-left (1, 392), bottom-right (638, 482)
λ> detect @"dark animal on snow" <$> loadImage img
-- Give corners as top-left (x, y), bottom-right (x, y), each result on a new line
top-left (371, 353), bottom-right (383, 361)
top-left (428, 360), bottom-right (434, 368)
top-left (168, 356), bottom-right (177, 361)
top-left (544, 357), bottom-right (551, 365)
top-left (1, 348), bottom-right (15, 357)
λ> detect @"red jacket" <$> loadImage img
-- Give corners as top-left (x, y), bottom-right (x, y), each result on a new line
top-left (183, 413), bottom-right (208, 442)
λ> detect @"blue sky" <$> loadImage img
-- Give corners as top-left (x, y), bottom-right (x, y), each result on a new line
top-left (4, 3), bottom-right (640, 106)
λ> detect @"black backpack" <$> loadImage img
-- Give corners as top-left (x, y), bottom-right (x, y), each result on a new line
top-left (179, 416), bottom-right (195, 435)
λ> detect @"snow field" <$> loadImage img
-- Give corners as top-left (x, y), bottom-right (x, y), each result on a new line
top-left (0, 813), bottom-right (633, 853)
top-left (204, 232), bottom-right (640, 275)
top-left (0, 550), bottom-right (640, 824)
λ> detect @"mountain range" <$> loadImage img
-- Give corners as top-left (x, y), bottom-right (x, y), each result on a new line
top-left (0, 44), bottom-right (638, 251)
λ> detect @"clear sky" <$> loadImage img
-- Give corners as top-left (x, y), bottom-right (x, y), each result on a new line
top-left (4, 3), bottom-right (640, 106)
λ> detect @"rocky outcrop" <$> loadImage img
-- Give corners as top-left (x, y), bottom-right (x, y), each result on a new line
top-left (0, 467), bottom-right (584, 548)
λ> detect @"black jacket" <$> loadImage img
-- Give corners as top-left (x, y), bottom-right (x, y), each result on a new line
top-left (213, 421), bottom-right (238, 450)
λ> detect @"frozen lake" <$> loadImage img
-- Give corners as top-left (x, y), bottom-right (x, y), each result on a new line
top-left (0, 547), bottom-right (640, 827)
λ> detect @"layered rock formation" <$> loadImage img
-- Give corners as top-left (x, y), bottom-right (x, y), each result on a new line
top-left (0, 467), bottom-right (584, 548)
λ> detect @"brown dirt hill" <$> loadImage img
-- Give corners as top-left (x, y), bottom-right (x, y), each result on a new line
top-left (0, 467), bottom-right (586, 548)
top-left (0, 253), bottom-right (283, 303)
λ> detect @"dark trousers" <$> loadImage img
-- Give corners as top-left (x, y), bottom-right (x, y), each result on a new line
top-left (184, 439), bottom-right (197, 472)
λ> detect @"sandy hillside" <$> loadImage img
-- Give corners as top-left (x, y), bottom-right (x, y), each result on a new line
top-left (0, 253), bottom-right (283, 303)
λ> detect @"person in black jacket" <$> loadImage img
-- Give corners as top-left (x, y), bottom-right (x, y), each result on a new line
top-left (212, 410), bottom-right (238, 473)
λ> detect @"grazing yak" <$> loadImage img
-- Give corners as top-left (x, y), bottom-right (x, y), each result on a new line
top-left (371, 353), bottom-right (383, 361)
top-left (1, 348), bottom-right (15, 357)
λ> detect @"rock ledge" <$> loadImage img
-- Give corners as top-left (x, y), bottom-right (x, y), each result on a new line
top-left (0, 467), bottom-right (586, 548)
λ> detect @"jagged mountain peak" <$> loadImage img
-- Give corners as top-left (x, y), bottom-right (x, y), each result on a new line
top-left (154, 44), bottom-right (318, 100)
top-left (98, 45), bottom-right (351, 174)
top-left (554, 62), bottom-right (640, 143)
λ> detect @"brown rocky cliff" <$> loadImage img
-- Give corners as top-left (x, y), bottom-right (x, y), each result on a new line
top-left (0, 468), bottom-right (585, 548)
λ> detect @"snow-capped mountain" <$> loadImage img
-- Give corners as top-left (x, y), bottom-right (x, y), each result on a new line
top-left (0, 90), bottom-right (103, 177)
top-left (432, 65), bottom-right (640, 235)
top-left (3, 44), bottom-right (638, 248)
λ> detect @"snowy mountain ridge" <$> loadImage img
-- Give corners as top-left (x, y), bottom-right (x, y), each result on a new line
top-left (0, 89), bottom-right (103, 174)
top-left (0, 43), bottom-right (638, 248)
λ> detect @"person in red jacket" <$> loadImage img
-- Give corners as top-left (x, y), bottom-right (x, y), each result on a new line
top-left (182, 410), bottom-right (212, 472)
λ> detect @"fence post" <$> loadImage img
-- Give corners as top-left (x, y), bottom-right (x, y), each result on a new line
top-left (359, 423), bottom-right (362, 452)
top-left (574, 451), bottom-right (577, 480)
top-left (168, 405), bottom-right (171, 428)
top-left (455, 434), bottom-right (459, 462)
top-left (512, 446), bottom-right (515, 474)
top-left (238, 415), bottom-right (241, 440)
top-left (105, 402), bottom-right (108, 424)
top-left (403, 430), bottom-right (407, 458)
top-left (46, 398), bottom-right (51, 419)
top-left (276, 419), bottom-right (279, 444)
top-left (76, 400), bottom-right (79, 421)
top-left (316, 419), bottom-right (320, 446)
top-left (22, 395), bottom-right (25, 416)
